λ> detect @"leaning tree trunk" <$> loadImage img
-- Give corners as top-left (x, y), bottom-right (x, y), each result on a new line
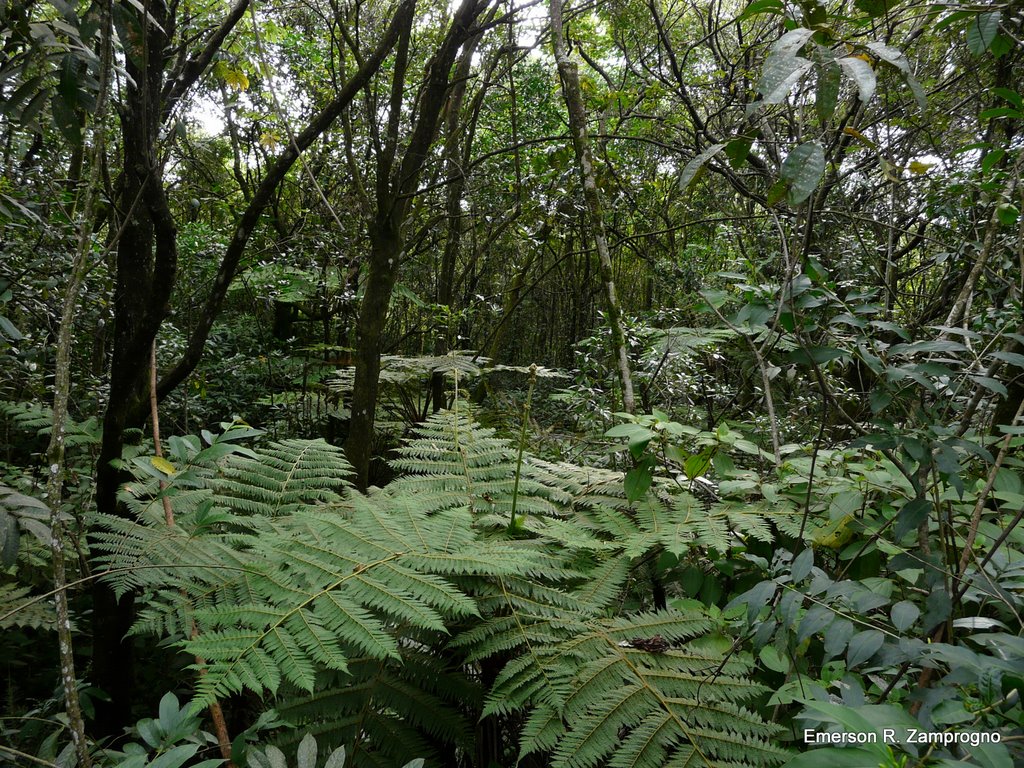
top-left (430, 46), bottom-right (476, 412)
top-left (549, 0), bottom-right (634, 414)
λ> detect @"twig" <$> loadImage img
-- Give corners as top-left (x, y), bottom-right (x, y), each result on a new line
top-left (699, 292), bottom-right (781, 467)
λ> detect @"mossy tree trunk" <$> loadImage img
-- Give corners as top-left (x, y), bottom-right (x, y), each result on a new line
top-left (548, 0), bottom-right (635, 414)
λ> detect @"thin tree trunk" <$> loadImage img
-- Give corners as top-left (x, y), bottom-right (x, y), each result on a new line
top-left (548, 0), bottom-right (635, 414)
top-left (43, 4), bottom-right (113, 764)
top-left (431, 38), bottom-right (482, 411)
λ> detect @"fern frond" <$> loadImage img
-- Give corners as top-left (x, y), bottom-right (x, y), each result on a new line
top-left (480, 606), bottom-right (787, 768)
top-left (0, 582), bottom-right (55, 630)
top-left (389, 410), bottom-right (562, 518)
top-left (215, 439), bottom-right (352, 516)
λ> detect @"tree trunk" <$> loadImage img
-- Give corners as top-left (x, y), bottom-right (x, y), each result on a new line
top-left (548, 0), bottom-right (634, 414)
top-left (347, 225), bottom-right (402, 487)
top-left (92, 0), bottom-right (178, 732)
top-left (345, 0), bottom-right (490, 489)
top-left (430, 40), bottom-right (481, 412)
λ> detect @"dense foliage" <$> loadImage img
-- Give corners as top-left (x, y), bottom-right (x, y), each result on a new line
top-left (1, 0), bottom-right (1022, 767)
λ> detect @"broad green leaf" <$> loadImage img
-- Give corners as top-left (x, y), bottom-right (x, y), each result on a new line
top-left (989, 351), bottom-right (1024, 369)
top-left (678, 143), bottom-right (726, 193)
top-left (890, 601), bottom-right (920, 631)
top-left (791, 549), bottom-right (813, 582)
top-left (738, 0), bottom-right (784, 20)
top-left (815, 60), bottom-right (841, 122)
top-left (51, 93), bottom-right (82, 145)
top-left (779, 142), bottom-right (825, 205)
top-left (788, 344), bottom-right (844, 365)
top-left (993, 87), bottom-right (1023, 109)
top-left (725, 135), bottom-right (754, 168)
top-left (890, 339), bottom-right (967, 355)
top-left (756, 53), bottom-right (813, 106)
top-left (759, 644), bottom-right (789, 673)
top-left (823, 618), bottom-right (853, 660)
top-left (297, 733), bottom-right (317, 768)
top-left (264, 746), bottom-right (288, 768)
top-left (798, 604), bottom-right (833, 642)
top-left (966, 12), bottom-right (1000, 55)
top-left (324, 746), bottom-right (346, 768)
top-left (148, 745), bottom-right (201, 768)
top-left (865, 42), bottom-right (909, 73)
top-left (624, 464), bottom-right (653, 502)
top-left (605, 424), bottom-right (653, 440)
top-left (854, 0), bottom-right (889, 15)
top-left (771, 28), bottom-right (815, 56)
top-left (837, 56), bottom-right (876, 101)
top-left (996, 203), bottom-right (1019, 226)
top-left (682, 451), bottom-right (711, 480)
top-left (965, 741), bottom-right (1014, 768)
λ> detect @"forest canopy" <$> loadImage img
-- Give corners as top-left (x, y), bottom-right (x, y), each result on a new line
top-left (0, 0), bottom-right (1022, 767)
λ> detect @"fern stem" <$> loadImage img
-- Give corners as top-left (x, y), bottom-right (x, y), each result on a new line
top-left (150, 342), bottom-right (235, 767)
top-left (150, 342), bottom-right (174, 527)
top-left (509, 364), bottom-right (537, 529)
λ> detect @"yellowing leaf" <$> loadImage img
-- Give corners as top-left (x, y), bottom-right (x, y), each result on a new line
top-left (909, 160), bottom-right (934, 174)
top-left (151, 456), bottom-right (177, 475)
top-left (842, 126), bottom-right (877, 148)
top-left (813, 514), bottom-right (856, 550)
top-left (223, 67), bottom-right (249, 92)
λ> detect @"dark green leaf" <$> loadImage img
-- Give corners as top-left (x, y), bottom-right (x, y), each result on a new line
top-left (854, 0), bottom-right (889, 16)
top-left (894, 499), bottom-right (930, 542)
top-left (0, 315), bottom-right (23, 341)
top-left (996, 203), bottom-right (1019, 226)
top-left (624, 464), bottom-right (653, 503)
top-left (823, 618), bottom-right (854, 660)
top-left (50, 94), bottom-right (81, 145)
top-left (966, 12), bottom-right (1001, 55)
top-left (791, 549), bottom-right (813, 582)
top-left (798, 604), bottom-right (833, 642)
top-left (738, 0), bottom-right (784, 19)
top-left (815, 60), bottom-right (841, 122)
top-left (725, 135), bottom-right (754, 168)
top-left (846, 629), bottom-right (884, 667)
top-left (678, 143), bottom-right (726, 193)
top-left (890, 339), bottom-right (967, 356)
top-left (922, 589), bottom-right (952, 632)
top-left (779, 141), bottom-right (825, 205)
top-left (890, 601), bottom-right (919, 631)
top-left (788, 345), bottom-right (845, 365)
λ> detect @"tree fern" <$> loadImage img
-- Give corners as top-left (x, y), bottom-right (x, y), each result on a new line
top-left (95, 413), bottom-right (792, 767)
top-left (499, 613), bottom-right (788, 768)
